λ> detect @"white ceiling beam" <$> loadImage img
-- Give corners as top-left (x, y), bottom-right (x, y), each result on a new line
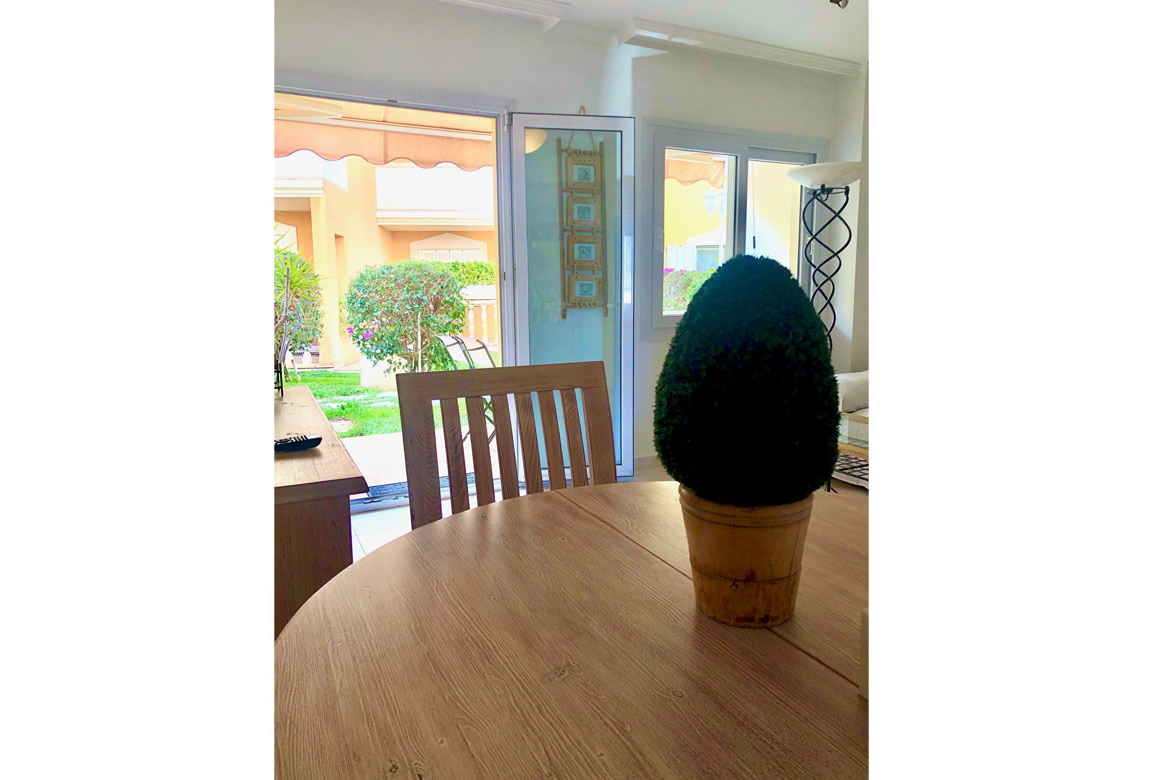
top-left (545, 19), bottom-right (623, 47)
top-left (624, 18), bottom-right (863, 77)
top-left (432, 0), bottom-right (569, 25)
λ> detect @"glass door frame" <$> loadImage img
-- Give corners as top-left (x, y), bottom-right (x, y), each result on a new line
top-left (647, 119), bottom-right (829, 329)
top-left (507, 112), bottom-right (636, 478)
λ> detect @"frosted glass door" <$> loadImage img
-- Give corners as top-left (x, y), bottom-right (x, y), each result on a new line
top-left (509, 114), bottom-right (634, 478)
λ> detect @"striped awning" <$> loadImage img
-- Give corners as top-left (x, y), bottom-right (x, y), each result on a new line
top-left (275, 93), bottom-right (495, 171)
top-left (664, 150), bottom-right (728, 188)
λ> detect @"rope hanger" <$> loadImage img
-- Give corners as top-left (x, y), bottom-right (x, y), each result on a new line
top-left (565, 105), bottom-right (597, 153)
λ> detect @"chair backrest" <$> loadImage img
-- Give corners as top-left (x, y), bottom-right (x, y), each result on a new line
top-left (398, 361), bottom-right (617, 528)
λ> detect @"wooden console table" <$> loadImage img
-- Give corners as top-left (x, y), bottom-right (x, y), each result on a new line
top-left (274, 386), bottom-right (368, 638)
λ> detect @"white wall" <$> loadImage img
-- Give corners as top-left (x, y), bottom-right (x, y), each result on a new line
top-left (275, 0), bottom-right (868, 467)
top-left (277, 0), bottom-right (615, 113)
top-left (850, 72), bottom-right (869, 372)
top-left (825, 63), bottom-right (868, 374)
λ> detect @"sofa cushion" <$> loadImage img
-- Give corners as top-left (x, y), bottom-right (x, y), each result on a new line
top-left (836, 371), bottom-right (869, 414)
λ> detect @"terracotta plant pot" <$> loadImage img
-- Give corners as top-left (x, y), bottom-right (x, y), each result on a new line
top-left (678, 485), bottom-right (814, 627)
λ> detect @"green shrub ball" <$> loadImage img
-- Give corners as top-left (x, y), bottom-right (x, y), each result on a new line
top-left (653, 255), bottom-right (840, 506)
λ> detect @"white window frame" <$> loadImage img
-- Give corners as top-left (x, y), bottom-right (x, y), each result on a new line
top-left (647, 119), bottom-right (828, 329)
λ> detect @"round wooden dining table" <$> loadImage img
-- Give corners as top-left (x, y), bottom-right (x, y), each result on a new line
top-left (275, 480), bottom-right (868, 779)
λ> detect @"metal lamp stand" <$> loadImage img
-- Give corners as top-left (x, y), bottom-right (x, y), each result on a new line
top-left (800, 185), bottom-right (853, 353)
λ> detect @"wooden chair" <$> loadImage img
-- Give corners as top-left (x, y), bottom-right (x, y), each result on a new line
top-left (398, 361), bottom-right (617, 528)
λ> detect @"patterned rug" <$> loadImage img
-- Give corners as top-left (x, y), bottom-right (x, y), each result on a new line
top-left (833, 453), bottom-right (869, 489)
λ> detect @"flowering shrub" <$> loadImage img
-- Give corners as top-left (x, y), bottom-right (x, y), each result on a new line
top-left (344, 261), bottom-right (468, 372)
top-left (662, 267), bottom-right (716, 312)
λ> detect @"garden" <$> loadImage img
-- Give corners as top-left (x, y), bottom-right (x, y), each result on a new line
top-left (663, 267), bottom-right (716, 312)
top-left (275, 238), bottom-right (497, 438)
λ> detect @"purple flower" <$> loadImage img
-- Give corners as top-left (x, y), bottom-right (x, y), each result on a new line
top-left (363, 330), bottom-right (373, 340)
top-left (346, 326), bottom-right (354, 335)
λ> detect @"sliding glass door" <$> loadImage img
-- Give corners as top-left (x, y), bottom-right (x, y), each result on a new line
top-left (508, 113), bottom-right (635, 479)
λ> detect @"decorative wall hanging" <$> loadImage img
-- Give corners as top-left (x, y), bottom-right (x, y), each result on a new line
top-left (557, 131), bottom-right (607, 318)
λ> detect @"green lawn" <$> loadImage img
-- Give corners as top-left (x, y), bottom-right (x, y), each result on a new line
top-left (286, 369), bottom-right (468, 438)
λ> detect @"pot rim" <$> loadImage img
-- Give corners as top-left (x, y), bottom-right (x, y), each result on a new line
top-left (678, 484), bottom-right (814, 527)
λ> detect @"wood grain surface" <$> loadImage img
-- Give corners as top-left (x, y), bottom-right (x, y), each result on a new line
top-left (559, 481), bottom-right (869, 685)
top-left (275, 483), bottom-right (868, 779)
top-left (274, 496), bottom-right (351, 638)
top-left (274, 386), bottom-right (368, 505)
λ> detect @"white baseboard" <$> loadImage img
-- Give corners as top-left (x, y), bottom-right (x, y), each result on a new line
top-left (634, 454), bottom-right (664, 473)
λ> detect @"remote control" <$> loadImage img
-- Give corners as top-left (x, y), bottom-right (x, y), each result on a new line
top-left (275, 434), bottom-right (323, 453)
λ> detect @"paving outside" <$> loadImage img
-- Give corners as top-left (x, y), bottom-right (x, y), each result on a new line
top-left (341, 430), bottom-right (502, 494)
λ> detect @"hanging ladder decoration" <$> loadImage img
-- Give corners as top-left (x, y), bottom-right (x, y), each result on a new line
top-left (557, 109), bottom-right (607, 319)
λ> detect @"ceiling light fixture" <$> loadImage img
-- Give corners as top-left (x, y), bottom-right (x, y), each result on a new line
top-left (830, 0), bottom-right (848, 8)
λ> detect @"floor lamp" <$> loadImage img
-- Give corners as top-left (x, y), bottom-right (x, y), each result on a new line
top-left (787, 162), bottom-right (866, 353)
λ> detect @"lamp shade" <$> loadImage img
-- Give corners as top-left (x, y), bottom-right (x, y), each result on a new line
top-left (787, 161), bottom-right (865, 189)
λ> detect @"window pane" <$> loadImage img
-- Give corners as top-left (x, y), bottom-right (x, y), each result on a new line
top-left (436, 250), bottom-right (449, 262)
top-left (449, 249), bottom-right (463, 262)
top-left (746, 159), bottom-right (804, 280)
top-left (662, 148), bottom-right (735, 315)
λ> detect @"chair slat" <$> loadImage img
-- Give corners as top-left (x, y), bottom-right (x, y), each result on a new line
top-left (398, 362), bottom-right (614, 527)
top-left (465, 396), bottom-right (495, 506)
top-left (582, 385), bottom-right (617, 485)
top-left (440, 398), bottom-right (470, 514)
top-left (560, 388), bottom-right (588, 487)
top-left (537, 390), bottom-right (566, 490)
top-left (491, 394), bottom-right (521, 499)
top-left (402, 397), bottom-right (442, 526)
top-left (514, 392), bottom-right (543, 494)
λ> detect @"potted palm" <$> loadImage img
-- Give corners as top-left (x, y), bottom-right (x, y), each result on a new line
top-left (274, 240), bottom-right (322, 382)
top-left (654, 255), bottom-right (840, 627)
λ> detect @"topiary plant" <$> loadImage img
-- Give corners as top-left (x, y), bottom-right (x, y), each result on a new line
top-left (653, 254), bottom-right (839, 506)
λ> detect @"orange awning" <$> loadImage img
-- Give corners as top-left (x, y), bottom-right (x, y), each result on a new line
top-left (664, 158), bottom-right (726, 188)
top-left (275, 93), bottom-right (495, 171)
top-left (664, 150), bottom-right (728, 188)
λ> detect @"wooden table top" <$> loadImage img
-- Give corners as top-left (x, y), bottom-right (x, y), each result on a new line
top-left (275, 481), bottom-right (868, 779)
top-left (275, 386), bottom-right (367, 505)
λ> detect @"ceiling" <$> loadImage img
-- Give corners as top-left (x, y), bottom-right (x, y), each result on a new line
top-left (457, 0), bottom-right (868, 65)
